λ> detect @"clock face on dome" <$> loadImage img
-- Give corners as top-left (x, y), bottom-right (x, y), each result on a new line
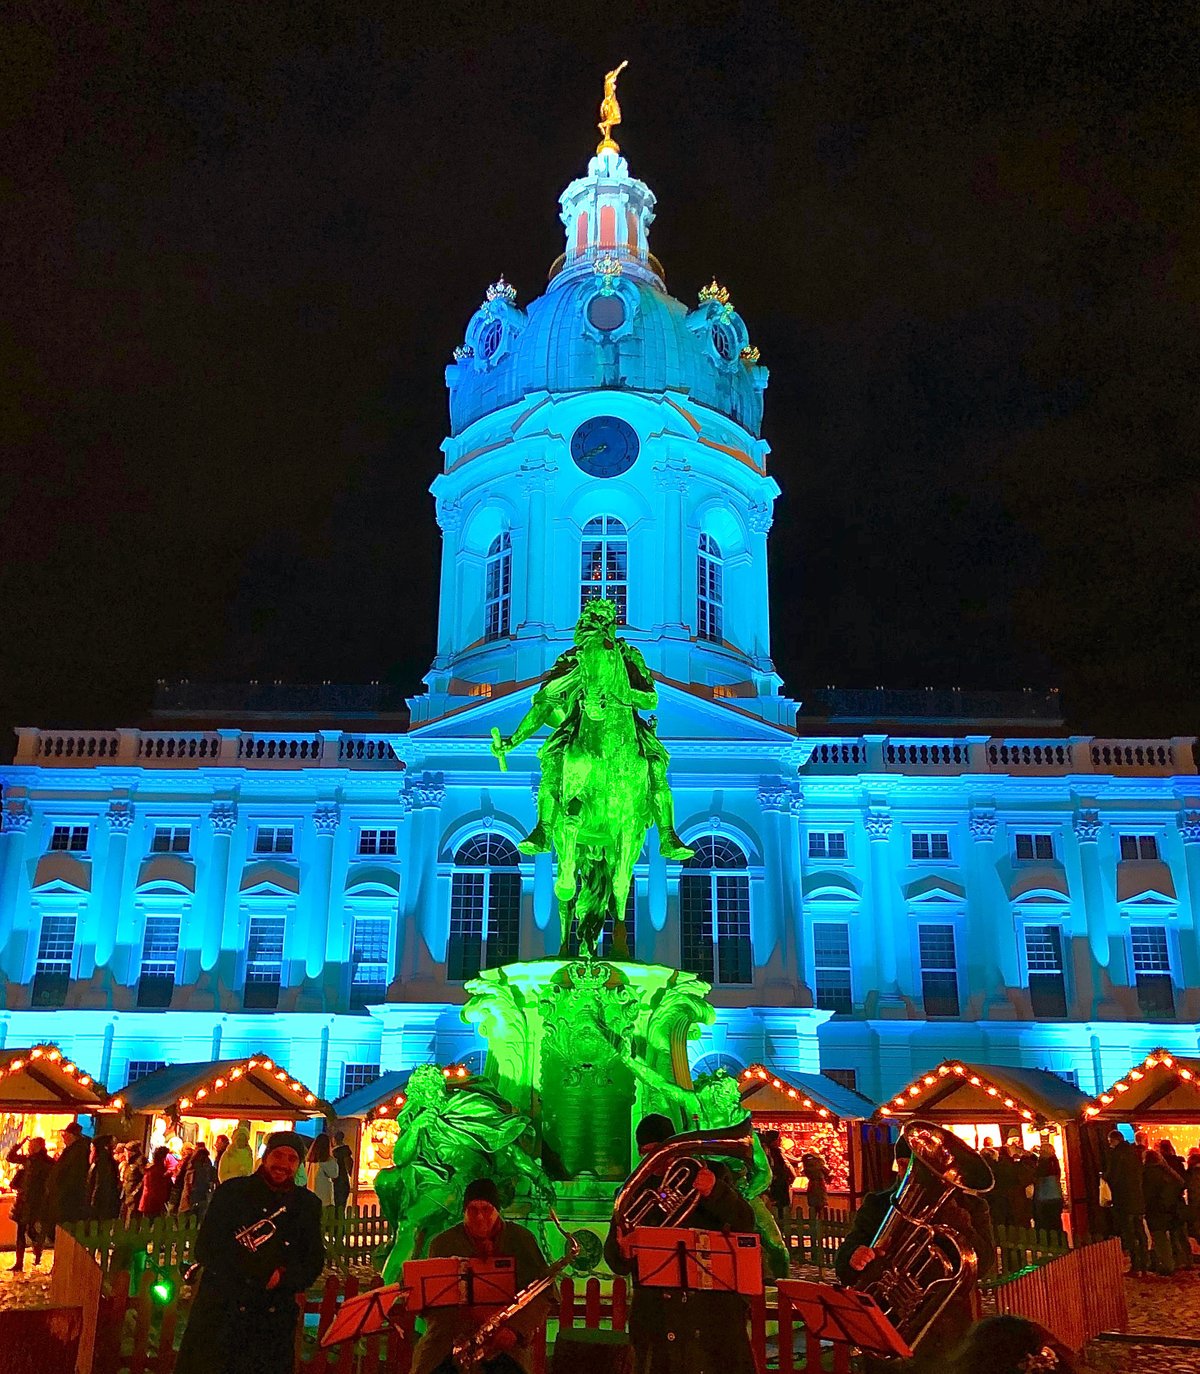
top-left (570, 416), bottom-right (640, 479)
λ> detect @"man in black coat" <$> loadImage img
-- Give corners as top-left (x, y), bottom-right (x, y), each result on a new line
top-left (605, 1114), bottom-right (758, 1374)
top-left (1104, 1129), bottom-right (1148, 1276)
top-left (6, 1136), bottom-right (52, 1269)
top-left (175, 1130), bottom-right (325, 1374)
top-left (834, 1133), bottom-right (994, 1373)
top-left (43, 1121), bottom-right (91, 1230)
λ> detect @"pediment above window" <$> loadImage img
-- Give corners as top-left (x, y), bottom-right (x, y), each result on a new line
top-left (904, 875), bottom-right (966, 904)
top-left (802, 871), bottom-right (860, 902)
top-left (345, 864), bottom-right (401, 895)
top-left (1008, 864), bottom-right (1069, 901)
top-left (1117, 861), bottom-right (1176, 904)
top-left (32, 854), bottom-right (91, 893)
top-left (240, 860), bottom-right (300, 895)
top-left (137, 856), bottom-right (196, 893)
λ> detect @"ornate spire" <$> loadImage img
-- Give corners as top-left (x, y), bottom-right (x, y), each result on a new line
top-left (597, 60), bottom-right (628, 154)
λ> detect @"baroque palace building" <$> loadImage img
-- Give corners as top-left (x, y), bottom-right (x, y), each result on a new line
top-left (1, 139), bottom-right (1198, 1109)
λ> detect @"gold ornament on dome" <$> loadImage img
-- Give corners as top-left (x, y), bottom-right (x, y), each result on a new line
top-left (699, 278), bottom-right (731, 307)
top-left (597, 60), bottom-right (628, 154)
top-left (740, 345), bottom-right (761, 363)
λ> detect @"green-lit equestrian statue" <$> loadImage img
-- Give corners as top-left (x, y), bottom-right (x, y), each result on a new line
top-left (490, 597), bottom-right (692, 957)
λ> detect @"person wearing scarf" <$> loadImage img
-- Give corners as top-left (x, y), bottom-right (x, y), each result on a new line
top-left (175, 1130), bottom-right (325, 1374)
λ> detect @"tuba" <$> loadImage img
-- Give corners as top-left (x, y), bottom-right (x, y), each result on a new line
top-left (613, 1119), bottom-right (756, 1231)
top-left (847, 1120), bottom-right (994, 1352)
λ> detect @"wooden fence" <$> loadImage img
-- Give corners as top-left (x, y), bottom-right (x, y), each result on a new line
top-left (991, 1237), bottom-right (1127, 1353)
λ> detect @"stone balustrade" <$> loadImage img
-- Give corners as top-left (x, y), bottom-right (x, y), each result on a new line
top-left (14, 727), bottom-right (404, 770)
top-left (799, 734), bottom-right (1195, 777)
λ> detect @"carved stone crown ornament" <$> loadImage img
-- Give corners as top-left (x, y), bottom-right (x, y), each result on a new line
top-left (1073, 809), bottom-right (1102, 844)
top-left (756, 784), bottom-right (792, 814)
top-left (2, 800), bottom-right (32, 834)
top-left (106, 801), bottom-right (135, 835)
top-left (1179, 810), bottom-right (1200, 845)
top-left (406, 780), bottom-right (446, 811)
top-left (864, 809), bottom-right (892, 842)
top-left (968, 809), bottom-right (998, 843)
top-left (209, 802), bottom-right (238, 836)
top-left (313, 804), bottom-right (341, 837)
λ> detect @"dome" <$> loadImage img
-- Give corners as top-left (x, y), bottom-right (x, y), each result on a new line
top-left (445, 151), bottom-right (768, 438)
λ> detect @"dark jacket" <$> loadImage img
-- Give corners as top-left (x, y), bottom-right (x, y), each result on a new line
top-left (180, 1151), bottom-right (216, 1213)
top-left (44, 1135), bottom-right (91, 1227)
top-left (86, 1148), bottom-right (122, 1220)
top-left (1186, 1163), bottom-right (1200, 1228)
top-left (1104, 1139), bottom-right (1145, 1214)
top-left (332, 1143), bottom-right (354, 1206)
top-left (1143, 1155), bottom-right (1186, 1230)
top-left (6, 1145), bottom-right (52, 1224)
top-left (174, 1170), bottom-right (325, 1374)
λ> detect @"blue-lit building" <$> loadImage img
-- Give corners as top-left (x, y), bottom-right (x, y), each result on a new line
top-left (1, 142), bottom-right (1198, 1110)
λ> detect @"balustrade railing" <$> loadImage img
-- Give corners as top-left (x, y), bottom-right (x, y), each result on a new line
top-left (16, 727), bottom-right (403, 769)
top-left (795, 734), bottom-right (1191, 777)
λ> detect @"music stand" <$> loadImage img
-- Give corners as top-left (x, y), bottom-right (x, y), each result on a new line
top-left (776, 1280), bottom-right (913, 1361)
top-left (629, 1226), bottom-right (764, 1297)
top-left (320, 1283), bottom-right (407, 1347)
top-left (402, 1256), bottom-right (517, 1312)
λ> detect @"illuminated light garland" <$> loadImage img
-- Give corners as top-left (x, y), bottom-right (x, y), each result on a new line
top-left (877, 1059), bottom-right (1049, 1129)
top-left (0, 1043), bottom-right (112, 1106)
top-left (737, 1063), bottom-right (845, 1125)
top-left (1082, 1048), bottom-right (1200, 1121)
top-left (131, 1055), bottom-right (327, 1122)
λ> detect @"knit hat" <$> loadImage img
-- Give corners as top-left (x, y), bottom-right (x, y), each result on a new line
top-left (463, 1178), bottom-right (502, 1208)
top-left (263, 1130), bottom-right (308, 1158)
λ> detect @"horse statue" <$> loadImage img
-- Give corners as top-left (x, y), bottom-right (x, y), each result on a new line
top-left (491, 597), bottom-right (691, 957)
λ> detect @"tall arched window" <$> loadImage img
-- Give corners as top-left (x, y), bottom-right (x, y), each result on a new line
top-left (697, 533), bottom-right (723, 643)
top-left (580, 516), bottom-right (628, 623)
top-left (679, 835), bottom-right (752, 985)
top-left (484, 533), bottom-right (512, 641)
top-left (448, 834), bottom-right (521, 981)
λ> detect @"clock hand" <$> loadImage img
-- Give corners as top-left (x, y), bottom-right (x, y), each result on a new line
top-left (582, 443), bottom-right (609, 458)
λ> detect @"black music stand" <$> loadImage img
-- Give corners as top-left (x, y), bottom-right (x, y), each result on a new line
top-left (777, 1280), bottom-right (913, 1361)
top-left (629, 1226), bottom-right (764, 1297)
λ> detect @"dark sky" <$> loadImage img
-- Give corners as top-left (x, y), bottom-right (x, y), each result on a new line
top-left (3, 1), bottom-right (1198, 756)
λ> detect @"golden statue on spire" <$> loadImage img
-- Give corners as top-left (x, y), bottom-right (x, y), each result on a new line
top-left (597, 60), bottom-right (628, 154)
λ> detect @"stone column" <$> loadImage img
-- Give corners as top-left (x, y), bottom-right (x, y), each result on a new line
top-left (401, 780), bottom-right (445, 985)
top-left (0, 800), bottom-right (32, 974)
top-left (745, 498), bottom-right (775, 663)
top-left (519, 460), bottom-right (556, 631)
top-left (1073, 808), bottom-right (1109, 968)
top-left (756, 783), bottom-right (795, 981)
top-left (94, 801), bottom-right (134, 970)
top-left (205, 802), bottom-right (239, 973)
top-left (1178, 809), bottom-right (1200, 981)
top-left (306, 804), bottom-right (340, 979)
top-left (434, 498), bottom-right (464, 666)
top-left (967, 807), bottom-right (1016, 1002)
top-left (653, 461), bottom-right (690, 630)
top-left (865, 807), bottom-right (898, 994)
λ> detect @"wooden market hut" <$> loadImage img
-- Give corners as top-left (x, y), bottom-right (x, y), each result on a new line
top-left (873, 1059), bottom-right (1092, 1236)
top-left (737, 1063), bottom-right (880, 1209)
top-left (114, 1053), bottom-right (331, 1160)
top-left (0, 1044), bottom-right (113, 1247)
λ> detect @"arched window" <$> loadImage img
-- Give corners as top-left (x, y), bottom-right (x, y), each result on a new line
top-left (484, 533), bottom-right (512, 641)
top-left (580, 516), bottom-right (628, 623)
top-left (697, 533), bottom-right (723, 643)
top-left (680, 835), bottom-right (752, 985)
top-left (691, 1052), bottom-right (745, 1079)
top-left (448, 834), bottom-right (521, 981)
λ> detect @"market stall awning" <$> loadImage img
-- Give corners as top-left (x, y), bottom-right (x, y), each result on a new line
top-left (113, 1055), bottom-right (329, 1119)
top-left (333, 1064), bottom-right (474, 1121)
top-left (874, 1060), bottom-right (1089, 1127)
top-left (1082, 1049), bottom-right (1200, 1125)
top-left (738, 1064), bottom-right (873, 1123)
top-left (0, 1045), bottom-right (112, 1112)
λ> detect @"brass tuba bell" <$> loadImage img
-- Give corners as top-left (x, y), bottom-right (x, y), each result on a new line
top-left (613, 1118), bottom-right (756, 1231)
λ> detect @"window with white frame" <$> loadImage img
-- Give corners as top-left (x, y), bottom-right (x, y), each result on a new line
top-left (245, 915), bottom-right (286, 1005)
top-left (448, 835), bottom-right (521, 981)
top-left (1119, 834), bottom-right (1160, 862)
top-left (918, 923), bottom-right (960, 1017)
top-left (911, 832), bottom-right (951, 862)
top-left (1014, 832), bottom-right (1055, 862)
top-left (350, 915), bottom-right (391, 1008)
top-left (680, 835), bottom-right (752, 985)
top-left (1023, 924), bottom-right (1067, 1018)
top-left (697, 533), bottom-right (723, 643)
top-left (484, 532), bottom-right (512, 641)
top-left (253, 825), bottom-right (294, 855)
top-left (341, 1062), bottom-right (381, 1095)
top-left (126, 1060), bottom-right (166, 1083)
top-left (808, 831), bottom-right (848, 861)
top-left (1130, 925), bottom-right (1174, 1017)
top-left (579, 516), bottom-right (628, 623)
top-left (137, 915), bottom-right (180, 1007)
top-left (150, 825), bottom-right (191, 854)
top-left (358, 828), bottom-right (398, 857)
top-left (812, 921), bottom-right (853, 1014)
top-left (49, 825), bottom-right (89, 853)
top-left (33, 913), bottom-right (75, 1006)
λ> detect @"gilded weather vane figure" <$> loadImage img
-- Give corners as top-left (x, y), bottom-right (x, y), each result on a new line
top-left (597, 59), bottom-right (629, 153)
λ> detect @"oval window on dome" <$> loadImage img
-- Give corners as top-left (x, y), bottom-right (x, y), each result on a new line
top-left (587, 294), bottom-right (626, 332)
top-left (711, 324), bottom-right (735, 361)
top-left (480, 319), bottom-right (504, 360)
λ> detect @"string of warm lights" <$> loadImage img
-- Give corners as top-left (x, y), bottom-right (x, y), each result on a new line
top-left (1082, 1049), bottom-right (1197, 1119)
top-left (371, 1063), bottom-right (471, 1119)
top-left (0, 1044), bottom-right (110, 1102)
top-left (110, 1054), bottom-right (321, 1116)
top-left (739, 1065), bottom-right (836, 1121)
top-left (876, 1060), bottom-right (1038, 1124)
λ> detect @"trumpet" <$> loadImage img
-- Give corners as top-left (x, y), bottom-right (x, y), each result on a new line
top-left (235, 1204), bottom-right (288, 1253)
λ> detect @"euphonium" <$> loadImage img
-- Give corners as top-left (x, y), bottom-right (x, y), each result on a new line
top-left (847, 1120), bottom-right (994, 1352)
top-left (613, 1119), bottom-right (756, 1231)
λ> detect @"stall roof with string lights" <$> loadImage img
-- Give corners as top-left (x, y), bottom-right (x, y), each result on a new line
top-left (1082, 1049), bottom-right (1200, 1126)
top-left (332, 1064), bottom-right (473, 1122)
top-left (738, 1064), bottom-right (874, 1123)
top-left (0, 1044), bottom-right (112, 1113)
top-left (874, 1060), bottom-right (1090, 1127)
top-left (114, 1055), bottom-right (329, 1120)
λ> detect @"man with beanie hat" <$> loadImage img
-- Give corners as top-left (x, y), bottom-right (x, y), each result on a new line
top-left (175, 1129), bottom-right (324, 1374)
top-left (604, 1114), bottom-right (758, 1374)
top-left (410, 1176), bottom-right (552, 1374)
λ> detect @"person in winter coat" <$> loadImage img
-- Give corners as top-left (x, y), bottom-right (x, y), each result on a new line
top-left (1104, 1130), bottom-right (1148, 1276)
top-left (6, 1137), bottom-right (52, 1270)
top-left (1033, 1144), bottom-right (1065, 1235)
top-left (332, 1131), bottom-right (354, 1212)
top-left (139, 1146), bottom-right (174, 1218)
top-left (180, 1143), bottom-right (216, 1218)
top-left (217, 1125), bottom-right (255, 1184)
top-left (121, 1144), bottom-right (146, 1221)
top-left (212, 1134), bottom-right (230, 1176)
top-left (1143, 1148), bottom-right (1186, 1275)
top-left (1160, 1139), bottom-right (1187, 1179)
top-left (1159, 1140), bottom-right (1195, 1269)
top-left (1186, 1149), bottom-right (1200, 1244)
top-left (44, 1121), bottom-right (92, 1229)
top-left (988, 1146), bottom-right (1016, 1229)
top-left (1011, 1146), bottom-right (1038, 1229)
top-left (86, 1135), bottom-right (122, 1221)
top-left (168, 1144), bottom-right (195, 1214)
top-left (304, 1134), bottom-right (339, 1207)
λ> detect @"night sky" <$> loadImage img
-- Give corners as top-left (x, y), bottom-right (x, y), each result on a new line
top-left (4, 2), bottom-right (1198, 758)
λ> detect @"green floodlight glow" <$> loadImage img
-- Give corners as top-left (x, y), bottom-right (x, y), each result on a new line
top-left (151, 1278), bottom-right (174, 1304)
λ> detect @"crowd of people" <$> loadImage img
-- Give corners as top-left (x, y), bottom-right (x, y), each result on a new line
top-left (975, 1137), bottom-right (1066, 1235)
top-left (1103, 1128), bottom-right (1200, 1277)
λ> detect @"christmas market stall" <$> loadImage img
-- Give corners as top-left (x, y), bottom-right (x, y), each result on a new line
top-left (738, 1063), bottom-right (877, 1210)
top-left (874, 1060), bottom-right (1091, 1236)
top-left (332, 1064), bottom-right (473, 1204)
top-left (114, 1054), bottom-right (331, 1162)
top-left (0, 1044), bottom-right (113, 1247)
top-left (1081, 1048), bottom-right (1200, 1180)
